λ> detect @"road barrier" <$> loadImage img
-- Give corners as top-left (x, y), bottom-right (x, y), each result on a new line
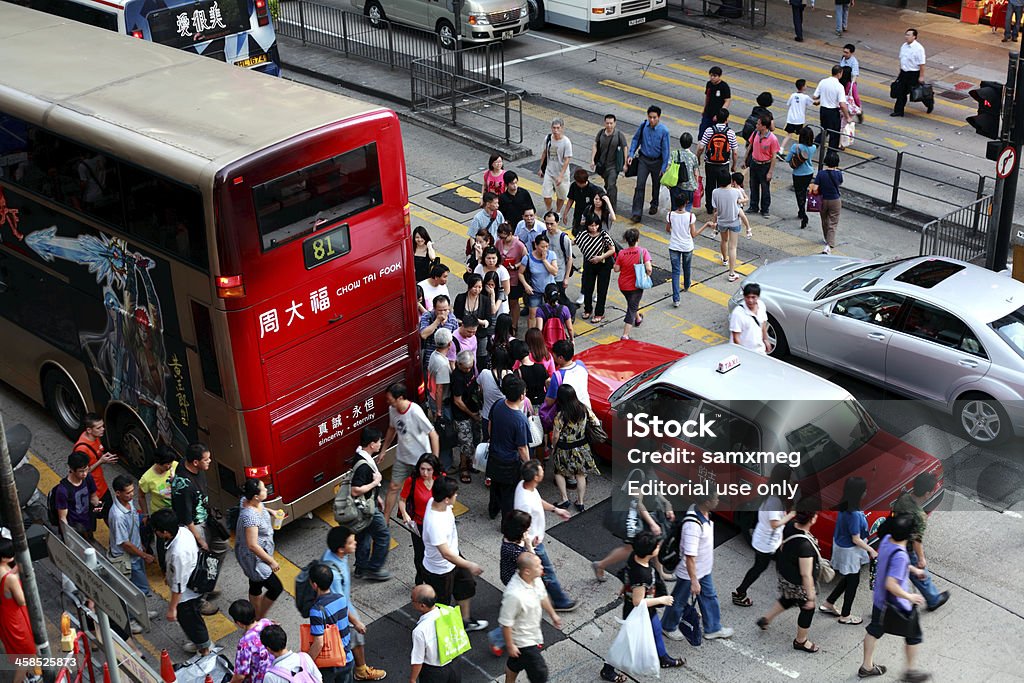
top-left (676, 0), bottom-right (767, 28)
top-left (919, 195), bottom-right (993, 263)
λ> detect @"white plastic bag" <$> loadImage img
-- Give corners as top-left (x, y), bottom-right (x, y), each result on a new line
top-left (606, 599), bottom-right (660, 678)
top-left (527, 415), bottom-right (544, 448)
top-left (473, 442), bottom-right (489, 471)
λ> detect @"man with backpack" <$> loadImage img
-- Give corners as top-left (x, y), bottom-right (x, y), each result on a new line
top-left (152, 507), bottom-right (211, 656)
top-left (308, 563), bottom-right (354, 683)
top-left (51, 450), bottom-right (100, 541)
top-left (697, 109), bottom-right (739, 215)
top-left (660, 491), bottom-right (734, 642)
top-left (541, 212), bottom-right (576, 318)
top-left (469, 191), bottom-right (505, 241)
top-left (625, 105), bottom-right (672, 223)
top-left (537, 284), bottom-right (573, 353)
top-left (261, 624), bottom-right (323, 683)
top-left (349, 428), bottom-right (392, 583)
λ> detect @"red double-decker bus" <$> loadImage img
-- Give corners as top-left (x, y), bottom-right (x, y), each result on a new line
top-left (0, 3), bottom-right (420, 518)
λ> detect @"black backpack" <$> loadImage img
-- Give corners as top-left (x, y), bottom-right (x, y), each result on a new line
top-left (47, 479), bottom-right (70, 527)
top-left (657, 519), bottom-right (684, 572)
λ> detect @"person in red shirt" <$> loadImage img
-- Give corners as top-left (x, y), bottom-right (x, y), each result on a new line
top-left (745, 117), bottom-right (780, 218)
top-left (398, 453), bottom-right (441, 586)
top-left (0, 539), bottom-right (36, 683)
top-left (76, 412), bottom-right (119, 523)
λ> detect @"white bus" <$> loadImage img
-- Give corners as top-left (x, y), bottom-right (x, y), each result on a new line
top-left (527, 0), bottom-right (667, 34)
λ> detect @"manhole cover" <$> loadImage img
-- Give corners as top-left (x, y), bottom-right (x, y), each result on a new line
top-left (954, 80), bottom-right (975, 91)
top-left (941, 90), bottom-right (970, 100)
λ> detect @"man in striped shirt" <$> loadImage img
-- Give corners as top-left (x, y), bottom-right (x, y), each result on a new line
top-left (308, 563), bottom-right (354, 683)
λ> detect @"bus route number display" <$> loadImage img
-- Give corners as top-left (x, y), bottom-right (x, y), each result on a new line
top-left (303, 224), bottom-right (351, 269)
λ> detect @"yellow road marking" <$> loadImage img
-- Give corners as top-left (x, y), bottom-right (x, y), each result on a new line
top-left (566, 88), bottom-right (698, 129)
top-left (689, 282), bottom-right (734, 307)
top-left (665, 312), bottom-right (728, 344)
top-left (639, 70), bottom-right (755, 106)
top-left (884, 137), bottom-right (908, 148)
top-left (441, 180), bottom-right (481, 203)
top-left (696, 56), bottom-right (968, 128)
top-left (729, 48), bottom-right (975, 112)
top-left (521, 101), bottom-right (605, 141)
top-left (600, 79), bottom-right (718, 116)
top-left (593, 334), bottom-right (621, 344)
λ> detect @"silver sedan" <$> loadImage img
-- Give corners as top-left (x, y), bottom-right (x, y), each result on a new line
top-left (730, 255), bottom-right (1024, 446)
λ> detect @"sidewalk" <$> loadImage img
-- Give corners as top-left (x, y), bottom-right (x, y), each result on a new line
top-left (667, 0), bottom-right (1013, 90)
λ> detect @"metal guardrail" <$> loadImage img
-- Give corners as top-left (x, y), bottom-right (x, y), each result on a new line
top-left (411, 47), bottom-right (522, 145)
top-left (808, 124), bottom-right (990, 214)
top-left (919, 195), bottom-right (993, 262)
top-left (277, 0), bottom-right (447, 70)
top-left (695, 0), bottom-right (767, 28)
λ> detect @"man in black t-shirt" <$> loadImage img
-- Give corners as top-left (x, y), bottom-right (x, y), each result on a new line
top-left (561, 168), bottom-right (602, 238)
top-left (699, 66), bottom-right (732, 141)
top-left (499, 171), bottom-right (536, 231)
top-left (351, 427), bottom-right (392, 582)
top-left (451, 350), bottom-right (482, 484)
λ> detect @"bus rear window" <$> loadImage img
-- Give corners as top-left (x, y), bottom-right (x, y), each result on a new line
top-left (147, 0), bottom-right (249, 48)
top-left (252, 144), bottom-right (382, 252)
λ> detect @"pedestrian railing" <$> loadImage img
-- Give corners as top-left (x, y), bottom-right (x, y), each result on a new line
top-left (411, 48), bottom-right (523, 145)
top-left (810, 125), bottom-right (991, 216)
top-left (693, 0), bottom-right (767, 28)
top-left (919, 195), bottom-right (993, 262)
top-left (276, 0), bottom-right (451, 71)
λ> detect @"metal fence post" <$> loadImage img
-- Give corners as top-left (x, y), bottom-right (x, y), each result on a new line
top-left (299, 0), bottom-right (307, 45)
top-left (749, 0), bottom-right (755, 28)
top-left (450, 67), bottom-right (457, 126)
top-left (388, 22), bottom-right (395, 69)
top-left (342, 11), bottom-right (350, 58)
top-left (504, 90), bottom-right (511, 145)
top-left (890, 151), bottom-right (904, 210)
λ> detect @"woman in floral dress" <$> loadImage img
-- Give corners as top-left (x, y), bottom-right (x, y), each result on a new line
top-left (550, 384), bottom-right (599, 511)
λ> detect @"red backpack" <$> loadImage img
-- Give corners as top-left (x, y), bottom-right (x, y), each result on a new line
top-left (540, 303), bottom-right (569, 351)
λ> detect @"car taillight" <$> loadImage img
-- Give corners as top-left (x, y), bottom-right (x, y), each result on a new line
top-left (216, 274), bottom-right (245, 298)
top-left (418, 382), bottom-right (426, 401)
top-left (254, 0), bottom-right (270, 26)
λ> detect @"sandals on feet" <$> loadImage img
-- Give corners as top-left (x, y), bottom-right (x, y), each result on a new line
top-left (599, 669), bottom-right (627, 683)
top-left (460, 472), bottom-right (472, 484)
top-left (793, 639), bottom-right (819, 653)
top-left (732, 591), bottom-right (753, 607)
top-left (635, 313), bottom-right (644, 327)
top-left (592, 561), bottom-right (607, 582)
top-left (818, 604), bottom-right (841, 617)
top-left (581, 312), bottom-right (591, 319)
top-left (660, 657), bottom-right (685, 669)
top-left (858, 665), bottom-right (887, 679)
top-left (839, 616), bottom-right (864, 625)
top-left (592, 315), bottom-right (604, 323)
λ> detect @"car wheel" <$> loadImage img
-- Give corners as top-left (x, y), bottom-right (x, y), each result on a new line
top-left (119, 421), bottom-right (155, 475)
top-left (364, 0), bottom-right (385, 27)
top-left (956, 394), bottom-right (1010, 447)
top-left (437, 19), bottom-right (456, 50)
top-left (528, 0), bottom-right (545, 30)
top-left (766, 314), bottom-right (789, 357)
top-left (42, 370), bottom-right (86, 441)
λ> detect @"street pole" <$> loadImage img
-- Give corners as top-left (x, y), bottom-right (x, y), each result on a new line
top-left (987, 52), bottom-right (1024, 271)
top-left (83, 547), bottom-right (122, 683)
top-left (0, 416), bottom-right (55, 682)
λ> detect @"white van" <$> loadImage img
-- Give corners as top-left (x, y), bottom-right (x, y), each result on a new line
top-left (355, 0), bottom-right (529, 49)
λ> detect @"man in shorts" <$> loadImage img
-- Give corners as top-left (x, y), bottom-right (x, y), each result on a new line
top-left (381, 382), bottom-right (440, 525)
top-left (421, 476), bottom-right (488, 631)
top-left (537, 119), bottom-right (572, 214)
top-left (859, 515), bottom-right (930, 682)
top-left (709, 172), bottom-right (746, 283)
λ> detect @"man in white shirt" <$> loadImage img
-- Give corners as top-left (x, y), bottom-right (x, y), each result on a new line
top-left (515, 208), bottom-right (544, 250)
top-left (660, 492), bottom-right (734, 641)
top-left (261, 624), bottom-right (323, 683)
top-left (839, 43), bottom-right (860, 82)
top-left (538, 118), bottom-right (573, 214)
top-left (513, 460), bottom-right (574, 611)
top-left (152, 508), bottom-right (211, 655)
top-left (499, 553), bottom-right (562, 683)
top-left (729, 283), bottom-right (773, 355)
top-left (418, 263), bottom-right (451, 314)
top-left (813, 65), bottom-right (851, 151)
top-left (409, 585), bottom-right (460, 683)
top-left (893, 28), bottom-right (933, 116)
top-left (421, 477), bottom-right (488, 631)
top-left (543, 340), bottom-right (591, 409)
top-left (382, 382), bottom-right (440, 525)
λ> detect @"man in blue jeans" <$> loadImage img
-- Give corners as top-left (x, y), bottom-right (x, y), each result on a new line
top-left (892, 472), bottom-right (950, 612)
top-left (1005, 0), bottom-right (1024, 42)
top-left (625, 105), bottom-right (672, 222)
top-left (514, 460), bottom-right (576, 611)
top-left (350, 428), bottom-right (393, 582)
top-left (661, 491), bottom-right (735, 641)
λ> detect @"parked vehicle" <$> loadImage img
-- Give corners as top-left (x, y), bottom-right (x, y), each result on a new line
top-left (355, 0), bottom-right (529, 48)
top-left (730, 255), bottom-right (1024, 446)
top-left (526, 0), bottom-right (668, 35)
top-left (575, 341), bottom-right (945, 554)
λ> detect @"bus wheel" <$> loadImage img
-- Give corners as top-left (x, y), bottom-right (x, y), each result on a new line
top-left (119, 422), bottom-right (155, 475)
top-left (42, 370), bottom-right (85, 441)
top-left (528, 0), bottom-right (545, 30)
top-left (365, 0), bottom-right (386, 27)
top-left (437, 20), bottom-right (457, 49)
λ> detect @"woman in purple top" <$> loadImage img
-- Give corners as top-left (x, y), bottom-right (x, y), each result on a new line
top-left (859, 515), bottom-right (929, 681)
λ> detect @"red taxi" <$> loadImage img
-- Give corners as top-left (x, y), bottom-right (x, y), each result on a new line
top-left (576, 341), bottom-right (945, 555)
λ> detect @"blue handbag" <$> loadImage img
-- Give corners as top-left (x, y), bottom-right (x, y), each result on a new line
top-left (633, 249), bottom-right (653, 290)
top-left (679, 595), bottom-right (703, 646)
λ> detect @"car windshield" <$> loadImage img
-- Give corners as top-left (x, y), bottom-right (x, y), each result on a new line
top-left (815, 259), bottom-right (911, 301)
top-left (783, 400), bottom-right (878, 478)
top-left (991, 305), bottom-right (1024, 360)
top-left (609, 361), bottom-right (675, 405)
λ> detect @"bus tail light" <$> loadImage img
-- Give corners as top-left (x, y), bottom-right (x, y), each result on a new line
top-left (245, 466), bottom-right (275, 497)
top-left (403, 203), bottom-right (411, 231)
top-left (131, 29), bottom-right (144, 39)
top-left (255, 0), bottom-right (270, 26)
top-left (216, 274), bottom-right (246, 298)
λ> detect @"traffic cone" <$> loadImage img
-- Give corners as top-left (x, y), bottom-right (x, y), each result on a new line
top-left (204, 676), bottom-right (214, 683)
top-left (101, 663), bottom-right (111, 683)
top-left (160, 649), bottom-right (176, 682)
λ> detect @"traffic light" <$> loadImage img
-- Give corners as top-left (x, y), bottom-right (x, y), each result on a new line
top-left (967, 80), bottom-right (1003, 139)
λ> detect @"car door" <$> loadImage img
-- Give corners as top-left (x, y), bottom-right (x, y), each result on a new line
top-left (387, 0), bottom-right (418, 26)
top-left (804, 290), bottom-right (907, 383)
top-left (884, 299), bottom-right (991, 401)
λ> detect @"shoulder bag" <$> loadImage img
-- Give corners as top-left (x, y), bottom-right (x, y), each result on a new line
top-left (300, 609), bottom-right (347, 668)
top-left (633, 249), bottom-right (653, 290)
top-left (332, 459), bottom-right (376, 533)
top-left (539, 133), bottom-right (552, 175)
top-left (660, 150), bottom-right (681, 187)
top-left (585, 409), bottom-right (608, 444)
top-left (780, 531), bottom-right (835, 584)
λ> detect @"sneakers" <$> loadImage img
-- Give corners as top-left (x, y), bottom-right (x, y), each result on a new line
top-left (490, 644), bottom-right (505, 657)
top-left (574, 502), bottom-right (586, 512)
top-left (199, 600), bottom-right (219, 616)
top-left (673, 300), bottom-right (680, 308)
top-left (704, 627), bottom-right (735, 639)
top-left (464, 619), bottom-right (489, 632)
top-left (362, 569), bottom-right (393, 582)
top-left (648, 205), bottom-right (658, 215)
top-left (554, 600), bottom-right (578, 612)
top-left (822, 245), bottom-right (831, 254)
top-left (575, 293), bottom-right (585, 305)
top-left (354, 665), bottom-right (388, 681)
top-left (662, 628), bottom-right (685, 641)
top-left (130, 621), bottom-right (144, 635)
top-left (926, 591), bottom-right (950, 612)
top-left (182, 642), bottom-right (199, 654)
top-left (554, 500), bottom-right (572, 510)
top-left (900, 671), bottom-right (932, 683)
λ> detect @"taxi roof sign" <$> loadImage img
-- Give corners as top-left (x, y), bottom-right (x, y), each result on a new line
top-left (716, 355), bottom-right (741, 374)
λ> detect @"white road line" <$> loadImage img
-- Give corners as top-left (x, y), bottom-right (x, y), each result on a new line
top-left (522, 31), bottom-right (579, 47)
top-left (717, 638), bottom-right (801, 679)
top-left (504, 24), bottom-right (675, 66)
